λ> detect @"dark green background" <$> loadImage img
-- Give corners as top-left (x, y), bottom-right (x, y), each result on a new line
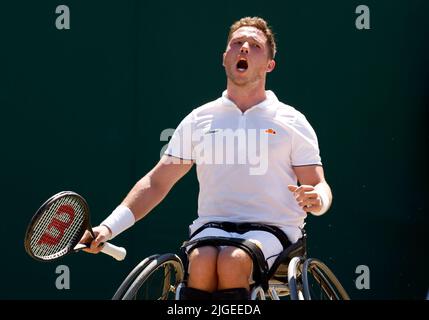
top-left (0, 0), bottom-right (427, 299)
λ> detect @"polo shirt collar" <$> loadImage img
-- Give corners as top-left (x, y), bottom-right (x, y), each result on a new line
top-left (221, 90), bottom-right (278, 112)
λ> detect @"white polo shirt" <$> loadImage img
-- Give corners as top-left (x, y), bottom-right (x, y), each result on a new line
top-left (165, 90), bottom-right (322, 243)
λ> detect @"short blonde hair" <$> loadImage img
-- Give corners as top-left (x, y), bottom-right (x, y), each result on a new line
top-left (227, 17), bottom-right (277, 59)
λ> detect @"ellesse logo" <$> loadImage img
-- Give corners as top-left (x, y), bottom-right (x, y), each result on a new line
top-left (265, 128), bottom-right (276, 135)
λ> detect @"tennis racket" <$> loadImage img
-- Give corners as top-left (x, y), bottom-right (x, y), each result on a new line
top-left (24, 191), bottom-right (126, 262)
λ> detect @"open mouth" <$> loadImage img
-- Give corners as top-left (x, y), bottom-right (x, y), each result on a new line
top-left (236, 58), bottom-right (248, 72)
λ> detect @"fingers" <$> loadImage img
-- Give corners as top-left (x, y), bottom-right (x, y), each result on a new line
top-left (82, 246), bottom-right (103, 254)
top-left (82, 240), bottom-right (104, 254)
top-left (295, 191), bottom-right (318, 202)
top-left (288, 185), bottom-right (316, 200)
top-left (80, 227), bottom-right (108, 254)
top-left (78, 230), bottom-right (93, 246)
top-left (298, 197), bottom-right (322, 212)
top-left (288, 184), bottom-right (322, 212)
top-left (287, 185), bottom-right (298, 192)
top-left (288, 184), bottom-right (314, 193)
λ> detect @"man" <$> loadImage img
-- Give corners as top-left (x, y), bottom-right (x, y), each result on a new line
top-left (80, 17), bottom-right (332, 300)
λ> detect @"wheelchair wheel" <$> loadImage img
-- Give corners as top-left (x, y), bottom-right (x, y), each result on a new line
top-left (301, 258), bottom-right (350, 300)
top-left (287, 256), bottom-right (304, 300)
top-left (112, 254), bottom-right (160, 300)
top-left (122, 253), bottom-right (185, 300)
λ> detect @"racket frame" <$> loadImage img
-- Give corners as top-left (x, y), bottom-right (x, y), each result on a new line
top-left (24, 191), bottom-right (91, 262)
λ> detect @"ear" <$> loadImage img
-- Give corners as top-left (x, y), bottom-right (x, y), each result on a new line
top-left (222, 52), bottom-right (226, 67)
top-left (266, 59), bottom-right (276, 73)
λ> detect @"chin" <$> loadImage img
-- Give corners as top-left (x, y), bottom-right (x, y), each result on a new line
top-left (230, 77), bottom-right (251, 87)
top-left (226, 68), bottom-right (256, 85)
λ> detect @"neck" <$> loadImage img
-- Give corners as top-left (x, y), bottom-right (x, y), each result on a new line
top-left (226, 79), bottom-right (267, 112)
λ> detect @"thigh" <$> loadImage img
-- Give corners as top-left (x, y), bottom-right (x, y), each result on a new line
top-left (238, 230), bottom-right (284, 269)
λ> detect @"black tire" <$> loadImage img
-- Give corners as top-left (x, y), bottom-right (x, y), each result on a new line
top-left (287, 256), bottom-right (304, 300)
top-left (301, 258), bottom-right (350, 300)
top-left (122, 253), bottom-right (185, 300)
top-left (112, 254), bottom-right (160, 300)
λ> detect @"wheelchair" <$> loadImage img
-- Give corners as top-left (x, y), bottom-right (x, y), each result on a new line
top-left (112, 227), bottom-right (350, 300)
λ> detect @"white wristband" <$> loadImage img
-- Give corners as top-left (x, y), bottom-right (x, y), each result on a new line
top-left (311, 186), bottom-right (330, 216)
top-left (101, 205), bottom-right (135, 240)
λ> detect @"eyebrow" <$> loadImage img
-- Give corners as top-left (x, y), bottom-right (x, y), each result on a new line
top-left (231, 35), bottom-right (265, 44)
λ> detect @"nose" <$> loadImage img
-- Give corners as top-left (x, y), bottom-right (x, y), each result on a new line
top-left (240, 42), bottom-right (249, 54)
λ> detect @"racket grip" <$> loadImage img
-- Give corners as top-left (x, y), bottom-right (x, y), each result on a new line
top-left (101, 242), bottom-right (127, 261)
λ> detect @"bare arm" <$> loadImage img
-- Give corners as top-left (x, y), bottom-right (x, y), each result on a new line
top-left (81, 155), bottom-right (193, 252)
top-left (288, 165), bottom-right (332, 215)
top-left (122, 155), bottom-right (194, 221)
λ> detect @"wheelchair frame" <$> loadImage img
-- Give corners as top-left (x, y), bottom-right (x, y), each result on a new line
top-left (112, 233), bottom-right (350, 300)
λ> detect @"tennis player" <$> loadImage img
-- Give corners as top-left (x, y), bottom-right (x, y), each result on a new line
top-left (79, 16), bottom-right (332, 300)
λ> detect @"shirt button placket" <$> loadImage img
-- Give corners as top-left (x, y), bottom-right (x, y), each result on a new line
top-left (238, 114), bottom-right (246, 129)
top-left (237, 114), bottom-right (247, 157)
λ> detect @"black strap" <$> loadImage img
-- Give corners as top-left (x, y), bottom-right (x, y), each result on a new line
top-left (190, 221), bottom-right (291, 250)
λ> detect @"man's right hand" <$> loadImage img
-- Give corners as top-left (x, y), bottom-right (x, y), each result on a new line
top-left (79, 225), bottom-right (113, 254)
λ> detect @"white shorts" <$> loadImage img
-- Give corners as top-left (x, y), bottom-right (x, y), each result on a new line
top-left (188, 227), bottom-right (284, 270)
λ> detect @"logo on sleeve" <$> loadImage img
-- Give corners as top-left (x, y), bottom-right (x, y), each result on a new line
top-left (205, 129), bottom-right (221, 135)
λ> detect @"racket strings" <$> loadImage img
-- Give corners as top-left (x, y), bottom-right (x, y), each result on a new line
top-left (31, 197), bottom-right (70, 248)
top-left (30, 196), bottom-right (86, 259)
top-left (35, 197), bottom-right (85, 258)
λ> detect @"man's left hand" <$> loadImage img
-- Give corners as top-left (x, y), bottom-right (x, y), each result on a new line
top-left (288, 184), bottom-right (322, 213)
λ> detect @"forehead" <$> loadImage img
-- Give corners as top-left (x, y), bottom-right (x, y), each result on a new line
top-left (230, 26), bottom-right (267, 42)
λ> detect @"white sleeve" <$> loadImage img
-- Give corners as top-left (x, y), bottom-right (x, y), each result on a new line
top-left (164, 111), bottom-right (195, 160)
top-left (290, 113), bottom-right (322, 166)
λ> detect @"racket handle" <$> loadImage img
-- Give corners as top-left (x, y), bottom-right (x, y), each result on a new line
top-left (101, 242), bottom-right (127, 261)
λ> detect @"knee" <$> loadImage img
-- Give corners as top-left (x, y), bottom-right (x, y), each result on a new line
top-left (187, 246), bottom-right (218, 282)
top-left (217, 247), bottom-right (252, 279)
